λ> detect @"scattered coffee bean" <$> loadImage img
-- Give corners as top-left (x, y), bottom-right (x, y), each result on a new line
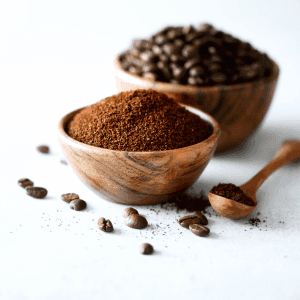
top-left (122, 207), bottom-right (139, 218)
top-left (178, 215), bottom-right (202, 229)
top-left (25, 186), bottom-right (47, 199)
top-left (189, 224), bottom-right (210, 237)
top-left (125, 214), bottom-right (148, 229)
top-left (69, 199), bottom-right (86, 211)
top-left (36, 145), bottom-right (49, 153)
top-left (98, 217), bottom-right (114, 232)
top-left (139, 243), bottom-right (154, 255)
top-left (61, 193), bottom-right (79, 203)
top-left (193, 212), bottom-right (208, 225)
top-left (18, 178), bottom-right (34, 188)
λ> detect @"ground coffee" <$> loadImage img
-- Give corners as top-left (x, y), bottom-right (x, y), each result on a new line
top-left (67, 90), bottom-right (213, 152)
top-left (210, 183), bottom-right (256, 206)
top-left (119, 23), bottom-right (273, 86)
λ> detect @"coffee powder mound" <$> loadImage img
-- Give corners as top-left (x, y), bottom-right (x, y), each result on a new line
top-left (210, 183), bottom-right (256, 206)
top-left (161, 191), bottom-right (211, 212)
top-left (67, 89), bottom-right (213, 152)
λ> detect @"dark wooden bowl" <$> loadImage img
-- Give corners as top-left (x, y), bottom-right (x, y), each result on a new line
top-left (113, 56), bottom-right (279, 153)
top-left (58, 106), bottom-right (220, 205)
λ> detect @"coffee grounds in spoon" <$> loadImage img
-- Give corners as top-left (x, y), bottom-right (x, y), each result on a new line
top-left (210, 183), bottom-right (256, 206)
top-left (67, 89), bottom-right (213, 152)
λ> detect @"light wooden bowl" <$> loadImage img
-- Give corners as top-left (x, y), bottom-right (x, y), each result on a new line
top-left (113, 56), bottom-right (279, 153)
top-left (58, 105), bottom-right (220, 205)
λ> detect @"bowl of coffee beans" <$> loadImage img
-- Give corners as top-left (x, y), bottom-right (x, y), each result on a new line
top-left (113, 23), bottom-right (279, 153)
top-left (58, 89), bottom-right (220, 205)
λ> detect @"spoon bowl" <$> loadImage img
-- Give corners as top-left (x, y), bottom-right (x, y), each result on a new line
top-left (208, 139), bottom-right (300, 219)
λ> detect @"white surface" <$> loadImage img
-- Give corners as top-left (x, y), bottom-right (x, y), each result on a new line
top-left (0, 1), bottom-right (300, 300)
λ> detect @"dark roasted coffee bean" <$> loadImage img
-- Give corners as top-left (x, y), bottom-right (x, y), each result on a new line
top-left (128, 66), bottom-right (141, 76)
top-left (61, 193), bottom-right (79, 203)
top-left (172, 66), bottom-right (187, 79)
top-left (170, 54), bottom-right (184, 63)
top-left (182, 45), bottom-right (198, 58)
top-left (143, 72), bottom-right (157, 81)
top-left (125, 214), bottom-right (148, 229)
top-left (210, 55), bottom-right (224, 63)
top-left (178, 215), bottom-right (202, 228)
top-left (140, 51), bottom-right (155, 63)
top-left (132, 39), bottom-right (144, 50)
top-left (162, 43), bottom-right (177, 56)
top-left (170, 79), bottom-right (181, 85)
top-left (155, 34), bottom-right (167, 45)
top-left (210, 72), bottom-right (227, 84)
top-left (174, 39), bottom-right (184, 48)
top-left (208, 46), bottom-right (217, 55)
top-left (70, 199), bottom-right (86, 211)
top-left (187, 76), bottom-right (204, 86)
top-left (193, 212), bottom-right (208, 225)
top-left (189, 66), bottom-right (205, 77)
top-left (126, 55), bottom-right (144, 68)
top-left (167, 28), bottom-right (182, 40)
top-left (142, 63), bottom-right (157, 73)
top-left (208, 63), bottom-right (222, 73)
top-left (139, 243), bottom-right (154, 255)
top-left (184, 58), bottom-right (201, 70)
top-left (198, 23), bottom-right (213, 32)
top-left (26, 186), bottom-right (47, 199)
top-left (37, 145), bottom-right (49, 153)
top-left (152, 45), bottom-right (162, 55)
top-left (18, 178), bottom-right (34, 188)
top-left (182, 25), bottom-right (196, 35)
top-left (240, 66), bottom-right (257, 80)
top-left (159, 54), bottom-right (168, 63)
top-left (123, 207), bottom-right (139, 218)
top-left (98, 217), bottom-right (114, 232)
top-left (159, 67), bottom-right (172, 81)
top-left (189, 224), bottom-right (210, 237)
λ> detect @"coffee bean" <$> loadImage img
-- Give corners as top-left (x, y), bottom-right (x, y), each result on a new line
top-left (178, 215), bottom-right (202, 229)
top-left (172, 66), bottom-right (186, 79)
top-left (122, 207), bottom-right (139, 218)
top-left (187, 76), bottom-right (204, 86)
top-left (98, 217), bottom-right (114, 232)
top-left (125, 214), bottom-right (148, 229)
top-left (189, 224), bottom-right (210, 237)
top-left (188, 65), bottom-right (205, 77)
top-left (173, 39), bottom-right (184, 48)
top-left (182, 25), bottom-right (196, 36)
top-left (193, 212), bottom-right (208, 225)
top-left (61, 193), bottom-right (79, 203)
top-left (159, 54), bottom-right (169, 63)
top-left (182, 45), bottom-right (198, 58)
top-left (170, 54), bottom-right (184, 63)
top-left (198, 23), bottom-right (213, 32)
top-left (70, 199), bottom-right (86, 211)
top-left (143, 72), bottom-right (157, 81)
top-left (184, 58), bottom-right (201, 70)
top-left (139, 243), bottom-right (154, 255)
top-left (208, 63), bottom-right (222, 73)
top-left (142, 63), bottom-right (157, 73)
top-left (155, 34), bottom-right (167, 45)
top-left (18, 178), bottom-right (33, 188)
top-left (128, 66), bottom-right (141, 76)
top-left (140, 51), bottom-right (155, 63)
top-left (25, 186), bottom-right (47, 199)
top-left (152, 45), bottom-right (162, 55)
top-left (210, 72), bottom-right (227, 84)
top-left (36, 145), bottom-right (49, 154)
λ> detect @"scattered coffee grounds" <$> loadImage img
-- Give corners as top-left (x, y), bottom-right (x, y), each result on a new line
top-left (161, 190), bottom-right (211, 212)
top-left (37, 145), bottom-right (49, 154)
top-left (98, 218), bottom-right (114, 232)
top-left (122, 207), bottom-right (139, 218)
top-left (210, 183), bottom-right (256, 206)
top-left (69, 199), bottom-right (87, 211)
top-left (178, 215), bottom-right (202, 229)
top-left (189, 224), bottom-right (210, 237)
top-left (60, 159), bottom-right (67, 165)
top-left (125, 214), bottom-right (148, 229)
top-left (67, 90), bottom-right (213, 151)
top-left (18, 178), bottom-right (34, 188)
top-left (139, 243), bottom-right (154, 255)
top-left (61, 193), bottom-right (79, 203)
top-left (119, 23), bottom-right (273, 86)
top-left (25, 186), bottom-right (48, 199)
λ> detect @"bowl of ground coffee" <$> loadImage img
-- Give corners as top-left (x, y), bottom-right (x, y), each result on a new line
top-left (58, 89), bottom-right (220, 205)
top-left (113, 23), bottom-right (279, 153)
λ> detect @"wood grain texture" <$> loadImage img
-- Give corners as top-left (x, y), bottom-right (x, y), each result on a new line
top-left (208, 139), bottom-right (300, 219)
top-left (58, 107), bottom-right (220, 205)
top-left (113, 56), bottom-right (279, 153)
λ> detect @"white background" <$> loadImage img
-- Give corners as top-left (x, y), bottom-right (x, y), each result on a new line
top-left (0, 1), bottom-right (300, 299)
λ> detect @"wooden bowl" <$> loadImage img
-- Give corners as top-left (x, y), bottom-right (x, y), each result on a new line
top-left (113, 56), bottom-right (279, 153)
top-left (58, 105), bottom-right (220, 205)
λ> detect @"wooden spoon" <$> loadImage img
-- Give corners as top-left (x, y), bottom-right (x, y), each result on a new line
top-left (208, 139), bottom-right (300, 219)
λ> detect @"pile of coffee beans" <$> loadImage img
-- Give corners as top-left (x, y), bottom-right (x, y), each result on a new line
top-left (210, 183), bottom-right (256, 206)
top-left (119, 23), bottom-right (273, 86)
top-left (178, 211), bottom-right (210, 237)
top-left (18, 178), bottom-right (48, 199)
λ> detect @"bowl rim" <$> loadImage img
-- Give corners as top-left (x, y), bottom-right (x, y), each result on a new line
top-left (113, 54), bottom-right (279, 91)
top-left (58, 103), bottom-right (221, 155)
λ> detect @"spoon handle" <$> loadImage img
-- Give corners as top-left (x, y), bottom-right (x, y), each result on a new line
top-left (241, 139), bottom-right (300, 194)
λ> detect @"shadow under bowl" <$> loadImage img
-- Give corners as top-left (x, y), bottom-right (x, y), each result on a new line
top-left (58, 105), bottom-right (220, 205)
top-left (113, 56), bottom-right (279, 153)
